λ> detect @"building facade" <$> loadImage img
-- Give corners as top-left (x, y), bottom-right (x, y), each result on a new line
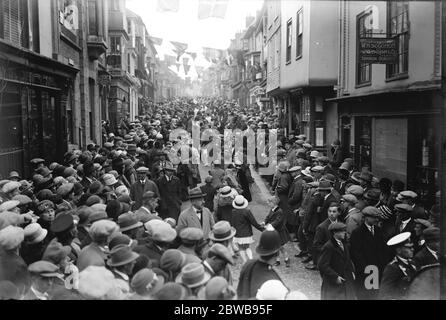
top-left (330, 0), bottom-right (441, 205)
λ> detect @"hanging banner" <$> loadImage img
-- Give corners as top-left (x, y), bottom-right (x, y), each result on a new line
top-left (359, 38), bottom-right (398, 64)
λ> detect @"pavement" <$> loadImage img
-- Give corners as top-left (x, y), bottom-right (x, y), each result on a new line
top-left (197, 164), bottom-right (322, 300)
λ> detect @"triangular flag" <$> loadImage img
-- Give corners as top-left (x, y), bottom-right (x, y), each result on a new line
top-left (149, 36), bottom-right (163, 46)
top-left (157, 0), bottom-right (180, 12)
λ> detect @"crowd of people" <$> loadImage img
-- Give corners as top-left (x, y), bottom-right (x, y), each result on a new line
top-left (0, 96), bottom-right (440, 300)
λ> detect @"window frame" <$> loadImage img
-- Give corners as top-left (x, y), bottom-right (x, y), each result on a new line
top-left (355, 10), bottom-right (373, 87)
top-left (286, 18), bottom-right (292, 64)
top-left (296, 8), bottom-right (303, 59)
top-left (386, 1), bottom-right (409, 80)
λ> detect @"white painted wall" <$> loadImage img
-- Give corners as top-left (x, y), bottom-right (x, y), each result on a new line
top-left (38, 0), bottom-right (52, 58)
top-left (280, 1), bottom-right (338, 90)
top-left (343, 1), bottom-right (438, 95)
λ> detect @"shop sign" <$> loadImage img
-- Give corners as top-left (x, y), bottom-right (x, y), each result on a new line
top-left (359, 38), bottom-right (398, 64)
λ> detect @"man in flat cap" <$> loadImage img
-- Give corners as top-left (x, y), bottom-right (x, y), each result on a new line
top-left (379, 232), bottom-right (418, 300)
top-left (413, 227), bottom-right (439, 269)
top-left (130, 167), bottom-right (160, 211)
top-left (57, 183), bottom-right (75, 211)
top-left (24, 261), bottom-right (66, 300)
top-left (394, 203), bottom-right (416, 240)
top-left (396, 190), bottom-right (427, 219)
top-left (202, 243), bottom-right (235, 286)
top-left (287, 166), bottom-right (304, 242)
top-left (341, 194), bottom-right (361, 239)
top-left (350, 206), bottom-right (389, 300)
top-left (317, 222), bottom-right (356, 300)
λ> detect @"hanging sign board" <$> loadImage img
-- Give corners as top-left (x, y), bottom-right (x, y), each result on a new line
top-left (359, 38), bottom-right (398, 64)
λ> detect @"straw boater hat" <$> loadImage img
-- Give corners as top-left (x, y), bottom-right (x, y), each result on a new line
top-left (219, 186), bottom-right (233, 198)
top-left (232, 195), bottom-right (248, 210)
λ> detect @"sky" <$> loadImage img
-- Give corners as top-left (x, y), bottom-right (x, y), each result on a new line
top-left (126, 0), bottom-right (264, 50)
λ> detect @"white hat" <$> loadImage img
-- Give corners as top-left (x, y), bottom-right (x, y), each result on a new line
top-left (24, 223), bottom-right (48, 244)
top-left (0, 200), bottom-right (20, 212)
top-left (0, 225), bottom-right (24, 251)
top-left (156, 133), bottom-right (163, 139)
top-left (115, 185), bottom-right (129, 196)
top-left (387, 232), bottom-right (412, 247)
top-left (2, 181), bottom-right (21, 194)
top-left (78, 266), bottom-right (118, 300)
top-left (103, 174), bottom-right (118, 186)
top-left (256, 280), bottom-right (288, 300)
top-left (232, 195), bottom-right (248, 210)
top-left (89, 220), bottom-right (119, 238)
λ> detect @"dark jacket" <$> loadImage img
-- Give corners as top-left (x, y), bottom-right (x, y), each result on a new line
top-left (303, 192), bottom-right (325, 233)
top-left (264, 207), bottom-right (290, 246)
top-left (413, 245), bottom-right (438, 270)
top-left (318, 237), bottom-right (356, 300)
top-left (134, 241), bottom-right (164, 268)
top-left (0, 249), bottom-right (31, 294)
top-left (156, 175), bottom-right (183, 220)
top-left (237, 259), bottom-right (285, 299)
top-left (379, 256), bottom-right (418, 300)
top-left (200, 184), bottom-right (217, 212)
top-left (20, 241), bottom-right (49, 265)
top-left (237, 166), bottom-right (253, 202)
top-left (287, 175), bottom-right (304, 226)
top-left (231, 208), bottom-right (264, 238)
top-left (130, 179), bottom-right (160, 210)
top-left (215, 196), bottom-right (234, 222)
top-left (350, 223), bottom-right (389, 277)
top-left (313, 219), bottom-right (334, 265)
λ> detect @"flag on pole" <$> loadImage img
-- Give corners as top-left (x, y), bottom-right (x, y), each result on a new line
top-left (198, 0), bottom-right (228, 19)
top-left (157, 0), bottom-right (180, 13)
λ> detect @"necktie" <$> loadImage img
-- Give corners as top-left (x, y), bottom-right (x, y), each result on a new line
top-left (197, 210), bottom-right (202, 226)
top-left (370, 226), bottom-right (374, 236)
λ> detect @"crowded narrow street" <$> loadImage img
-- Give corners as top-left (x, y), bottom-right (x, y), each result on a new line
top-left (0, 0), bottom-right (442, 303)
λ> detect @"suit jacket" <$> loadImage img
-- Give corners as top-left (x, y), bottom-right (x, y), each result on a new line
top-left (349, 223), bottom-right (389, 278)
top-left (313, 219), bottom-right (335, 265)
top-left (413, 245), bottom-right (438, 270)
top-left (156, 175), bottom-right (183, 220)
top-left (176, 206), bottom-right (215, 240)
top-left (395, 218), bottom-right (416, 242)
top-left (317, 237), bottom-right (356, 300)
top-left (77, 242), bottom-right (108, 272)
top-left (130, 179), bottom-right (160, 210)
top-left (237, 259), bottom-right (285, 299)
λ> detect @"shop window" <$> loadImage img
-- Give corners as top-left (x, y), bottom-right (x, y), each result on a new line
top-left (356, 11), bottom-right (372, 85)
top-left (386, 1), bottom-right (409, 78)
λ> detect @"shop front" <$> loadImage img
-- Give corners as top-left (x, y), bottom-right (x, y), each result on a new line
top-left (0, 41), bottom-right (78, 178)
top-left (336, 89), bottom-right (440, 207)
